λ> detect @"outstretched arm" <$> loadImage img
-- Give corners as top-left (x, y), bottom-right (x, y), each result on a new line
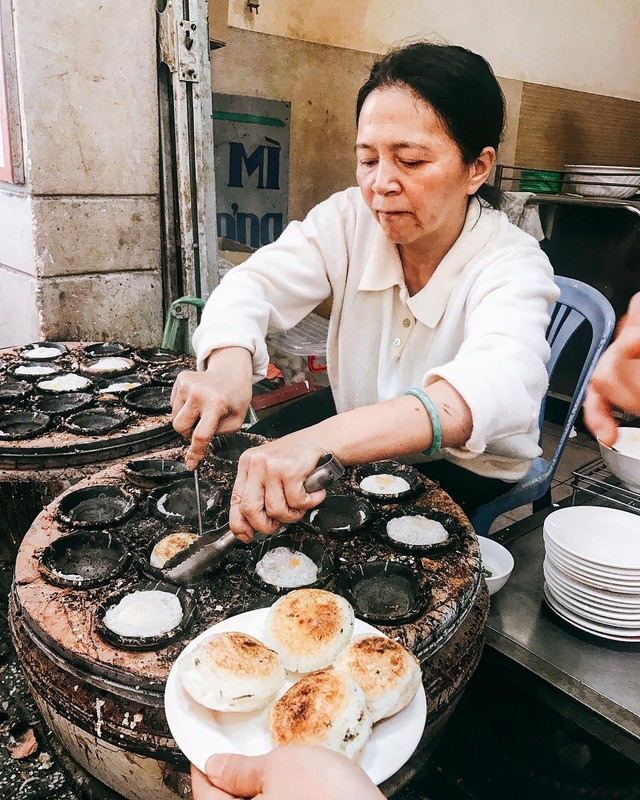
top-left (584, 293), bottom-right (640, 446)
top-left (229, 378), bottom-right (471, 540)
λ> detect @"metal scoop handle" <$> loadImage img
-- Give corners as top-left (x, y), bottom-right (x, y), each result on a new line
top-left (163, 453), bottom-right (344, 584)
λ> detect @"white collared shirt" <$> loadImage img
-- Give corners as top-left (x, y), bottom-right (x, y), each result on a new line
top-left (194, 188), bottom-right (559, 481)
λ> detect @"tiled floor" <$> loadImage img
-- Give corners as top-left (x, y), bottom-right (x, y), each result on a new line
top-left (488, 420), bottom-right (600, 534)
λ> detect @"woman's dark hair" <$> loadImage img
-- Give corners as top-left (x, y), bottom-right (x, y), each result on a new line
top-left (356, 42), bottom-right (505, 209)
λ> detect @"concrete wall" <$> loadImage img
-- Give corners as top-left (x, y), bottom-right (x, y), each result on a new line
top-left (209, 0), bottom-right (639, 222)
top-left (227, 0), bottom-right (640, 103)
top-left (0, 0), bottom-right (163, 348)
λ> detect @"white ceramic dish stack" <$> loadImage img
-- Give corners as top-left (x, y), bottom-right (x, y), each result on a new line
top-left (542, 506), bottom-right (640, 641)
top-left (564, 164), bottom-right (640, 199)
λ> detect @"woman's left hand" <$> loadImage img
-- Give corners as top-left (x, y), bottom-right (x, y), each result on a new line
top-left (229, 440), bottom-right (329, 541)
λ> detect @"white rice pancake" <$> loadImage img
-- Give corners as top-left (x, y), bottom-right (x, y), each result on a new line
top-left (334, 634), bottom-right (422, 722)
top-left (15, 364), bottom-right (57, 376)
top-left (269, 667), bottom-right (372, 760)
top-left (255, 546), bottom-right (318, 588)
top-left (24, 346), bottom-right (62, 360)
top-left (103, 590), bottom-right (183, 638)
top-left (359, 474), bottom-right (410, 495)
top-left (179, 631), bottom-right (285, 712)
top-left (263, 588), bottom-right (355, 673)
top-left (150, 532), bottom-right (198, 568)
top-left (85, 357), bottom-right (133, 373)
top-left (99, 380), bottom-right (142, 394)
top-left (38, 373), bottom-right (91, 392)
top-left (386, 515), bottom-right (449, 546)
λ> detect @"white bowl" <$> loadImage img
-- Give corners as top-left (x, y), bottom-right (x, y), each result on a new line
top-left (564, 165), bottom-right (640, 199)
top-left (477, 536), bottom-right (515, 595)
top-left (599, 427), bottom-right (640, 493)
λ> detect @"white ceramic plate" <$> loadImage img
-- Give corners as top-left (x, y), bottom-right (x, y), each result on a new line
top-left (544, 579), bottom-right (640, 627)
top-left (544, 568), bottom-right (640, 618)
top-left (543, 560), bottom-right (640, 607)
top-left (544, 540), bottom-right (640, 588)
top-left (164, 608), bottom-right (427, 785)
top-left (544, 551), bottom-right (640, 594)
top-left (544, 584), bottom-right (640, 641)
top-left (543, 507), bottom-right (640, 569)
top-left (544, 533), bottom-right (640, 579)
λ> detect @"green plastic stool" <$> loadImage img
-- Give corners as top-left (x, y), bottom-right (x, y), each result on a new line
top-left (162, 295), bottom-right (205, 355)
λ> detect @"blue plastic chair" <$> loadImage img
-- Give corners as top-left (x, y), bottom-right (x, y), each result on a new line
top-left (470, 276), bottom-right (616, 537)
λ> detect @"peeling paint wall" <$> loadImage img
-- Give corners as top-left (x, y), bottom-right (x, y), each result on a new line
top-left (209, 0), bottom-right (524, 221)
top-left (210, 0), bottom-right (639, 222)
top-left (226, 0), bottom-right (640, 103)
top-left (0, 0), bottom-right (163, 348)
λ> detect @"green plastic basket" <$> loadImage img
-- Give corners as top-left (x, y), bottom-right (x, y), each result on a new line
top-left (519, 169), bottom-right (564, 194)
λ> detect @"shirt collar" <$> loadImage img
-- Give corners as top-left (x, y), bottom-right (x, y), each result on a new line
top-left (357, 198), bottom-right (495, 328)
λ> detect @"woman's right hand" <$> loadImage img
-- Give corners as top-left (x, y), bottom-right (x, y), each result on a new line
top-left (171, 347), bottom-right (254, 470)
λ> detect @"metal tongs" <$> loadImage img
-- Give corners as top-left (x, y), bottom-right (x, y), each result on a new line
top-left (163, 453), bottom-right (344, 585)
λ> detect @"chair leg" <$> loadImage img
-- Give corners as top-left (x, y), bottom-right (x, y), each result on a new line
top-left (532, 488), bottom-right (553, 513)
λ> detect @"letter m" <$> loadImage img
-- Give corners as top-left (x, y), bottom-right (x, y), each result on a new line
top-left (228, 143), bottom-right (266, 188)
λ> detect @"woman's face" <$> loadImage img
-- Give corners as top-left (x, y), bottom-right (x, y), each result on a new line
top-left (356, 86), bottom-right (486, 251)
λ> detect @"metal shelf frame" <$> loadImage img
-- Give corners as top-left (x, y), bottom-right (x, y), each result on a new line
top-left (571, 456), bottom-right (640, 513)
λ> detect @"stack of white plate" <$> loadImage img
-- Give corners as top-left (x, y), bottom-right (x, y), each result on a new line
top-left (564, 164), bottom-right (640, 199)
top-left (543, 506), bottom-right (640, 642)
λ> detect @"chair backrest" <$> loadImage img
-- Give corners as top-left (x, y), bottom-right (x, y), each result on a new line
top-left (542, 276), bottom-right (616, 473)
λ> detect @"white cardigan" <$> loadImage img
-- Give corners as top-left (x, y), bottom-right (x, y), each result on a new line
top-left (194, 189), bottom-right (559, 481)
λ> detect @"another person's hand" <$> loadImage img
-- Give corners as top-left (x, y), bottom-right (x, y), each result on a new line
top-left (171, 347), bottom-right (253, 470)
top-left (584, 294), bottom-right (640, 447)
top-left (229, 438), bottom-right (328, 541)
top-left (190, 746), bottom-right (385, 800)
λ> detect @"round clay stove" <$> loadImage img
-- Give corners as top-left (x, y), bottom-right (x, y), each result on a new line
top-left (9, 444), bottom-right (486, 800)
top-left (83, 342), bottom-right (131, 358)
top-left (305, 493), bottom-right (375, 537)
top-left (123, 385), bottom-right (173, 414)
top-left (63, 407), bottom-right (131, 436)
top-left (337, 560), bottom-right (430, 625)
top-left (149, 478), bottom-right (225, 527)
top-left (247, 530), bottom-right (333, 594)
top-left (352, 461), bottom-right (422, 503)
top-left (39, 530), bottom-right (130, 589)
top-left (0, 410), bottom-right (51, 440)
top-left (123, 458), bottom-right (189, 489)
top-left (0, 378), bottom-right (32, 404)
top-left (56, 484), bottom-right (137, 528)
top-left (209, 431), bottom-right (268, 464)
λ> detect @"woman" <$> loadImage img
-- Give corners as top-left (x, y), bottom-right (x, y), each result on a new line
top-left (172, 42), bottom-right (558, 539)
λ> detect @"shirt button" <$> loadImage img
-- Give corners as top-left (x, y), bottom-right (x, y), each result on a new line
top-left (403, 318), bottom-right (411, 327)
top-left (393, 337), bottom-right (402, 347)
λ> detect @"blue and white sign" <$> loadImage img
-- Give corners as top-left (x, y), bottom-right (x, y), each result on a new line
top-left (212, 93), bottom-right (290, 249)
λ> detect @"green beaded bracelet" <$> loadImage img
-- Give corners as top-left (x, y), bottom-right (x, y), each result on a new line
top-left (404, 388), bottom-right (443, 456)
